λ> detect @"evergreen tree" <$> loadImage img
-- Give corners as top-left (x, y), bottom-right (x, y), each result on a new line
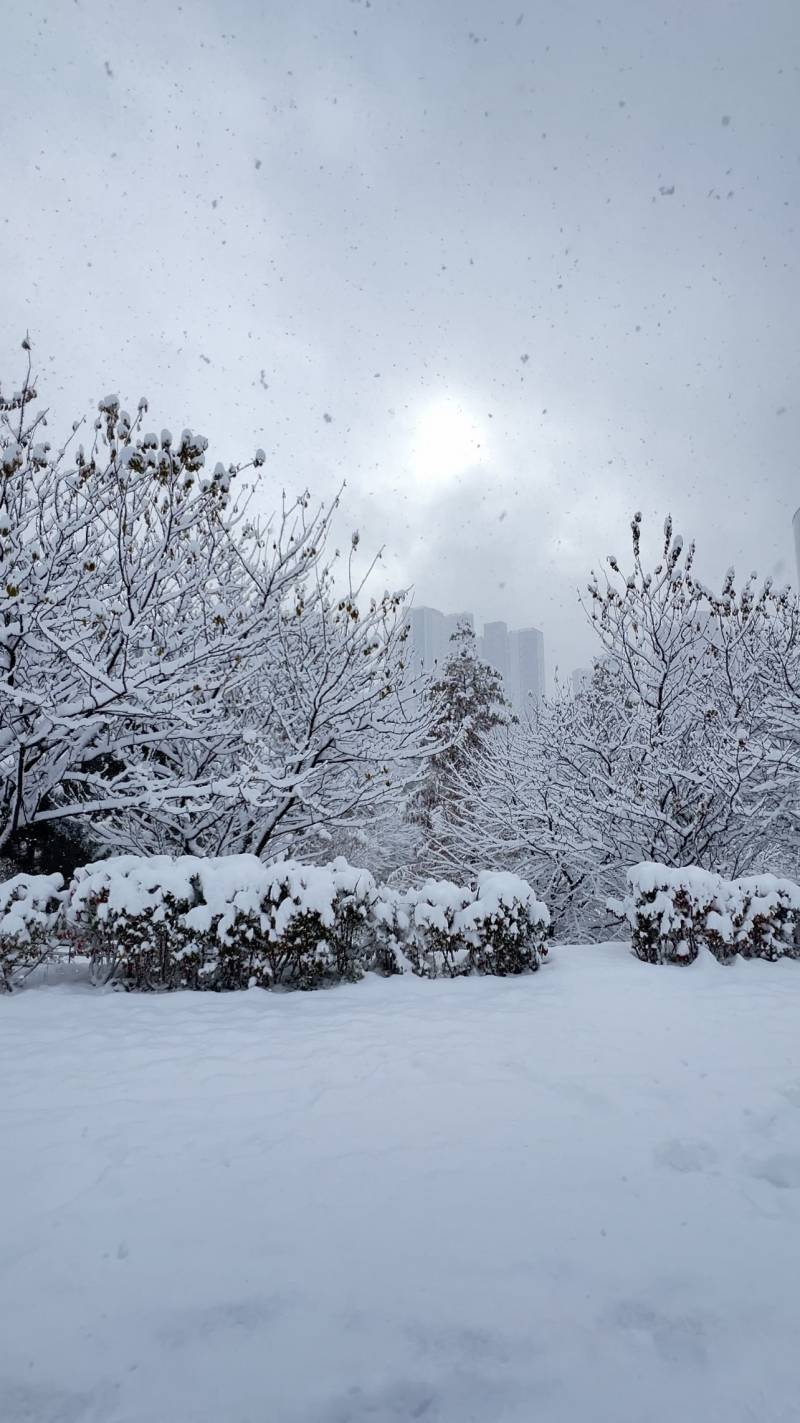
top-left (410, 620), bottom-right (511, 838)
top-left (428, 620), bottom-right (511, 771)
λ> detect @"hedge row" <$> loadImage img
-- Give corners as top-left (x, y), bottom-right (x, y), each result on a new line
top-left (0, 857), bottom-right (549, 992)
top-left (376, 875), bottom-right (550, 979)
top-left (614, 862), bottom-right (800, 965)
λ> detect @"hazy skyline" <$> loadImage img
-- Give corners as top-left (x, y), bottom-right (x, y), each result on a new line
top-left (2, 0), bottom-right (798, 675)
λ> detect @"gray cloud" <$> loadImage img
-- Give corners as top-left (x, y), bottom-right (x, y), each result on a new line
top-left (2, 0), bottom-right (798, 675)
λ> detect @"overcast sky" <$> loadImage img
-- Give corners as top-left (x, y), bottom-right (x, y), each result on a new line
top-left (3, 0), bottom-right (798, 676)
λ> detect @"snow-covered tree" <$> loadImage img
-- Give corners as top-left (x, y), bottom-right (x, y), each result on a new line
top-left (582, 516), bottom-right (799, 880)
top-left (703, 569), bottom-right (800, 861)
top-left (104, 568), bottom-right (424, 862)
top-left (408, 619), bottom-right (511, 853)
top-left (425, 620), bottom-right (511, 770)
top-left (434, 516), bottom-right (800, 937)
top-left (0, 353), bottom-right (422, 868)
top-left (424, 691), bottom-right (603, 936)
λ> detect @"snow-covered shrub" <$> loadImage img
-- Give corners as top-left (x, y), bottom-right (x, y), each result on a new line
top-left (328, 858), bottom-right (379, 976)
top-left (0, 873), bottom-right (65, 990)
top-left (67, 856), bottom-right (209, 988)
top-left (614, 864), bottom-right (721, 964)
top-left (175, 855), bottom-right (272, 990)
top-left (382, 874), bottom-right (550, 979)
top-left (616, 863), bottom-right (800, 965)
top-left (66, 854), bottom-right (379, 991)
top-left (248, 859), bottom-right (376, 989)
top-left (368, 886), bottom-right (415, 975)
top-left (733, 876), bottom-right (800, 961)
top-left (403, 880), bottom-right (474, 978)
top-left (455, 871), bottom-right (550, 975)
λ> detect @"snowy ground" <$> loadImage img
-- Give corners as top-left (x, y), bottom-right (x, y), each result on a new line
top-left (2, 945), bottom-right (800, 1423)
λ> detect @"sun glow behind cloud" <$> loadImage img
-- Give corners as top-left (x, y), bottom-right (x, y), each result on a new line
top-left (409, 397), bottom-right (489, 492)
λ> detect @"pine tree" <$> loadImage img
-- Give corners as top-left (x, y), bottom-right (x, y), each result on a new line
top-left (410, 620), bottom-right (511, 840)
top-left (428, 621), bottom-right (511, 772)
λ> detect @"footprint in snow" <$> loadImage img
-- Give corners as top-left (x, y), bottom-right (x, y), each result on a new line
top-left (325, 1381), bottom-right (437, 1421)
top-left (654, 1138), bottom-right (718, 1174)
top-left (1, 1377), bottom-right (114, 1423)
top-left (609, 1299), bottom-right (709, 1366)
top-left (322, 1368), bottom-right (539, 1421)
top-left (160, 1292), bottom-right (292, 1348)
top-left (746, 1153), bottom-right (800, 1190)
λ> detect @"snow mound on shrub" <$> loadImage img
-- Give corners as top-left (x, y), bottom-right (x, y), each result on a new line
top-left (66, 854), bottom-right (380, 989)
top-left (617, 862), bottom-right (800, 964)
top-left (460, 870), bottom-right (550, 931)
top-left (0, 872), bottom-right (65, 990)
top-left (397, 873), bottom-right (549, 979)
top-left (0, 872), bottom-right (65, 938)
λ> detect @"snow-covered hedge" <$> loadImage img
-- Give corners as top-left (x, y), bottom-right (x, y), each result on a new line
top-left (732, 875), bottom-right (800, 961)
top-left (458, 871), bottom-right (551, 975)
top-left (237, 858), bottom-right (378, 989)
top-left (1, 856), bottom-right (550, 991)
top-left (368, 885), bottom-right (413, 976)
top-left (388, 872), bottom-right (549, 979)
top-left (402, 879), bottom-right (475, 978)
top-left (68, 854), bottom-right (205, 988)
top-left (66, 855), bottom-right (378, 990)
top-left (0, 873), bottom-right (65, 990)
top-left (614, 863), bottom-right (800, 965)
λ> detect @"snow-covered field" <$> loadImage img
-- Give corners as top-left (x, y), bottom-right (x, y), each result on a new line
top-left (2, 945), bottom-right (800, 1423)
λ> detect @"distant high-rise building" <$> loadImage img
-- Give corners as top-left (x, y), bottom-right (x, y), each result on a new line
top-left (794, 507), bottom-right (800, 590)
top-left (511, 627), bottom-right (546, 709)
top-left (407, 606), bottom-right (475, 674)
top-left (571, 666), bottom-right (591, 696)
top-left (443, 611), bottom-right (474, 648)
top-left (482, 620), bottom-right (510, 688)
top-left (481, 622), bottom-right (545, 711)
top-left (407, 606), bottom-right (445, 673)
top-left (405, 605), bottom-right (545, 710)
top-left (506, 631), bottom-right (520, 706)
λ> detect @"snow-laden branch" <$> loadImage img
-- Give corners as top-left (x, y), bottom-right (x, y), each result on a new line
top-left (0, 369), bottom-right (430, 864)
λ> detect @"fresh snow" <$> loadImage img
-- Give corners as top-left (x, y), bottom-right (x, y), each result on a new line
top-left (67, 854), bottom-right (378, 946)
top-left (2, 945), bottom-right (800, 1422)
top-left (620, 862), bottom-right (800, 961)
